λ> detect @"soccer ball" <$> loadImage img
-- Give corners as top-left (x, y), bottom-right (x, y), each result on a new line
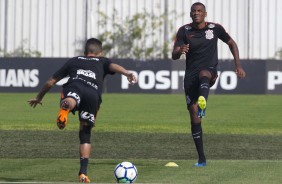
top-left (114, 161), bottom-right (138, 183)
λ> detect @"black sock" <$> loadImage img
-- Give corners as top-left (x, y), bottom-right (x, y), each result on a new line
top-left (79, 157), bottom-right (89, 175)
top-left (199, 76), bottom-right (210, 100)
top-left (191, 123), bottom-right (206, 163)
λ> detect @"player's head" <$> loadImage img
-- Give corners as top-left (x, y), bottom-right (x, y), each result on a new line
top-left (190, 2), bottom-right (207, 23)
top-left (84, 38), bottom-right (103, 56)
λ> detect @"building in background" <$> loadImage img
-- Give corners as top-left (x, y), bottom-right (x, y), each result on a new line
top-left (0, 0), bottom-right (282, 59)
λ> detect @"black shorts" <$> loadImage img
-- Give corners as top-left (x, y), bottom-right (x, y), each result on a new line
top-left (61, 82), bottom-right (101, 126)
top-left (184, 67), bottom-right (218, 106)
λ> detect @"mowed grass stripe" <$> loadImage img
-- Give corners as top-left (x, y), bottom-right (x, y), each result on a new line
top-left (1, 130), bottom-right (281, 160)
top-left (1, 93), bottom-right (282, 135)
top-left (1, 159), bottom-right (282, 183)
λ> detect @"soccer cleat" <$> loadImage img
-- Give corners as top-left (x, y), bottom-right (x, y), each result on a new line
top-left (194, 162), bottom-right (207, 167)
top-left (56, 101), bottom-right (70, 129)
top-left (79, 174), bottom-right (90, 183)
top-left (197, 96), bottom-right (207, 118)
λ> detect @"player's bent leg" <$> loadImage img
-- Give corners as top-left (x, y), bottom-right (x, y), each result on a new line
top-left (57, 98), bottom-right (76, 129)
top-left (198, 70), bottom-right (212, 118)
top-left (78, 122), bottom-right (92, 182)
top-left (57, 101), bottom-right (70, 129)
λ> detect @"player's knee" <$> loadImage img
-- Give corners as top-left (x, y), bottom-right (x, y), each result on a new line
top-left (199, 70), bottom-right (212, 78)
top-left (191, 116), bottom-right (201, 123)
top-left (61, 98), bottom-right (77, 110)
top-left (79, 125), bottom-right (92, 144)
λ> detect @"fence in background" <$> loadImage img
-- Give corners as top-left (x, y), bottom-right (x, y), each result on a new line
top-left (0, 0), bottom-right (282, 59)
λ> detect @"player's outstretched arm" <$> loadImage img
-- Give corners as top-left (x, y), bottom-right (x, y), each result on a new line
top-left (109, 63), bottom-right (137, 84)
top-left (28, 77), bottom-right (58, 108)
top-left (227, 38), bottom-right (246, 79)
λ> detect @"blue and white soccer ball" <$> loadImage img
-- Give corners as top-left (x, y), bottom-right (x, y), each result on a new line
top-left (114, 161), bottom-right (138, 183)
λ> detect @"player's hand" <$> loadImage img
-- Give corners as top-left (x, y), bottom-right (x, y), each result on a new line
top-left (126, 73), bottom-right (138, 85)
top-left (180, 44), bottom-right (189, 54)
top-left (27, 98), bottom-right (42, 108)
top-left (235, 66), bottom-right (246, 79)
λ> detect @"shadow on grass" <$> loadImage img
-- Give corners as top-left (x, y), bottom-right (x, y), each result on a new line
top-left (0, 130), bottom-right (282, 160)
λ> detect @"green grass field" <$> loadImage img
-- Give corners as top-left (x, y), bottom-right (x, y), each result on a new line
top-left (0, 93), bottom-right (282, 183)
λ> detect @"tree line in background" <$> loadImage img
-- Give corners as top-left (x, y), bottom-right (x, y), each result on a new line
top-left (95, 9), bottom-right (176, 60)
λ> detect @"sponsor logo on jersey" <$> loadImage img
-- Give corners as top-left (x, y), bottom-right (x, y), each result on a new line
top-left (205, 30), bottom-right (214, 40)
top-left (77, 69), bottom-right (96, 79)
top-left (71, 77), bottom-right (98, 90)
top-left (78, 57), bottom-right (99, 61)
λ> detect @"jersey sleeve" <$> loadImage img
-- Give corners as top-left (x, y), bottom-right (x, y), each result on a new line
top-left (217, 24), bottom-right (231, 43)
top-left (52, 58), bottom-right (73, 80)
top-left (103, 58), bottom-right (115, 75)
top-left (174, 26), bottom-right (187, 47)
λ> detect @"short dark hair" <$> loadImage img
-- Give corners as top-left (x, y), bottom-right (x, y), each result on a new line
top-left (191, 2), bottom-right (206, 11)
top-left (84, 38), bottom-right (102, 55)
